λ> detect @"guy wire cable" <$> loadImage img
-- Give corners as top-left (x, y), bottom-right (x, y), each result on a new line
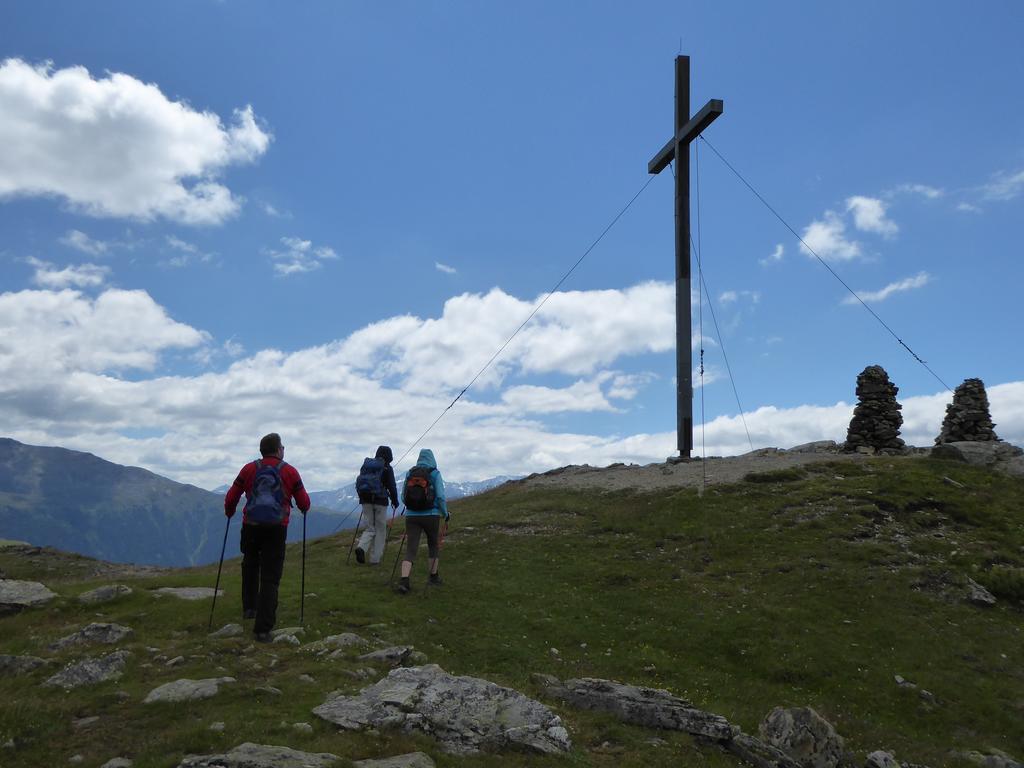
top-left (672, 153), bottom-right (755, 460)
top-left (331, 171), bottom-right (662, 534)
top-left (699, 135), bottom-right (952, 394)
top-left (695, 142), bottom-right (708, 491)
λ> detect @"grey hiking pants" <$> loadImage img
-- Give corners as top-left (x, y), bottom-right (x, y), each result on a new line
top-left (356, 503), bottom-right (389, 564)
top-left (404, 515), bottom-right (441, 561)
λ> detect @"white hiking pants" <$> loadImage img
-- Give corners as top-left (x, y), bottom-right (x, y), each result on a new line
top-left (356, 503), bottom-right (389, 564)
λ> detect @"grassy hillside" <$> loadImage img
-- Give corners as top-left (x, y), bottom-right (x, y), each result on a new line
top-left (1, 456), bottom-right (1022, 767)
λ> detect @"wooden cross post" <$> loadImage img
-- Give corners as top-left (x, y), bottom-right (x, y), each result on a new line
top-left (648, 55), bottom-right (723, 459)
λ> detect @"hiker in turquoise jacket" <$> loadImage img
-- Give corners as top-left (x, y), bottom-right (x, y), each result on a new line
top-left (397, 448), bottom-right (448, 594)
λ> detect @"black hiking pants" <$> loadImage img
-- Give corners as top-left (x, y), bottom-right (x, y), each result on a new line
top-left (240, 523), bottom-right (287, 634)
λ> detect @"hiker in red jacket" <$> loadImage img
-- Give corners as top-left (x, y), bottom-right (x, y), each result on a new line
top-left (224, 432), bottom-right (310, 642)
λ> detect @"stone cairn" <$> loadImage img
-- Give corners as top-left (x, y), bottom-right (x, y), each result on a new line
top-left (843, 365), bottom-right (906, 453)
top-left (935, 378), bottom-right (999, 443)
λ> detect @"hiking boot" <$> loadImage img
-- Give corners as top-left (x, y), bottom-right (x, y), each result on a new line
top-left (254, 631), bottom-right (273, 643)
top-left (243, 609), bottom-right (257, 620)
top-left (354, 547), bottom-right (365, 564)
top-left (428, 573), bottom-right (442, 586)
top-left (397, 577), bottom-right (411, 595)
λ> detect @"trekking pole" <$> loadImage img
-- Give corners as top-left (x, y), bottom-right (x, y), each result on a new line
top-left (300, 510), bottom-right (307, 625)
top-left (345, 505), bottom-right (365, 564)
top-left (388, 531), bottom-right (407, 585)
top-left (207, 516), bottom-right (231, 631)
top-left (381, 503), bottom-right (401, 558)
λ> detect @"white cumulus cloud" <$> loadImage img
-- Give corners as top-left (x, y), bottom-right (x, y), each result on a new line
top-left (890, 183), bottom-right (943, 199)
top-left (26, 257), bottom-right (109, 289)
top-left (800, 211), bottom-right (862, 261)
top-left (846, 196), bottom-right (898, 236)
top-left (435, 262), bottom-right (457, 274)
top-left (0, 287), bottom-right (209, 376)
top-left (843, 271), bottom-right (931, 305)
top-left (267, 237), bottom-right (338, 276)
top-left (760, 243), bottom-right (784, 266)
top-left (501, 378), bottom-right (616, 414)
top-left (3, 277), bottom-right (1021, 491)
top-left (980, 169), bottom-right (1024, 201)
top-left (0, 58), bottom-right (271, 225)
top-left (60, 229), bottom-right (109, 255)
top-left (340, 282), bottom-right (675, 394)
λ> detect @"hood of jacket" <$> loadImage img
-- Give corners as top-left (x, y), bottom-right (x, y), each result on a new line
top-left (415, 448), bottom-right (437, 470)
top-left (375, 445), bottom-right (393, 463)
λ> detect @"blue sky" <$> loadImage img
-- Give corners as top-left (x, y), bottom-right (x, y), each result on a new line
top-left (1, 1), bottom-right (1022, 491)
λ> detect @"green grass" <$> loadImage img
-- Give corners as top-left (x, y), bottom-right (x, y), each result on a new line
top-left (1, 456), bottom-right (1022, 767)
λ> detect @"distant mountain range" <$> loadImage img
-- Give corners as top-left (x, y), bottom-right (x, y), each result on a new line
top-left (0, 438), bottom-right (514, 567)
top-left (305, 475), bottom-right (519, 514)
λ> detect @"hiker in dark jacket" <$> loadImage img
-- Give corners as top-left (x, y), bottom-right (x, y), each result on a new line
top-left (355, 445), bottom-right (400, 565)
top-left (397, 448), bottom-right (449, 594)
top-left (224, 432), bottom-right (310, 642)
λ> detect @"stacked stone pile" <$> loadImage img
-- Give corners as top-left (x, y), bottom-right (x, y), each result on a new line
top-left (936, 378), bottom-right (999, 443)
top-left (844, 365), bottom-right (906, 454)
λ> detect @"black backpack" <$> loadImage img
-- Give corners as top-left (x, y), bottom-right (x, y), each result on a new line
top-left (245, 460), bottom-right (287, 524)
top-left (403, 465), bottom-right (436, 511)
top-left (355, 457), bottom-right (386, 502)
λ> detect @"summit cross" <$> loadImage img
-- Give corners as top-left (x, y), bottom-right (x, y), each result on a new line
top-left (647, 55), bottom-right (723, 459)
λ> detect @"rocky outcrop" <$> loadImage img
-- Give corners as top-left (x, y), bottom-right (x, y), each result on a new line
top-left (0, 579), bottom-right (58, 614)
top-left (865, 751), bottom-right (899, 768)
top-left (965, 578), bottom-right (997, 607)
top-left (313, 664), bottom-right (570, 755)
top-left (726, 731), bottom-right (801, 768)
top-left (539, 675), bottom-right (733, 740)
top-left (936, 379), bottom-right (999, 443)
top-left (304, 633), bottom-right (368, 654)
top-left (957, 749), bottom-right (1023, 768)
top-left (0, 654), bottom-right (49, 677)
top-left (930, 441), bottom-right (1024, 476)
top-left (209, 623), bottom-right (243, 639)
top-left (44, 650), bottom-right (131, 689)
top-left (537, 674), bottom-right (800, 767)
top-left (50, 622), bottom-right (134, 651)
top-left (78, 585), bottom-right (132, 605)
top-left (759, 707), bottom-right (845, 768)
top-left (144, 677), bottom-right (236, 704)
top-left (353, 753), bottom-right (436, 768)
top-left (787, 441), bottom-right (840, 454)
top-left (357, 646), bottom-right (427, 666)
top-left (153, 587), bottom-right (221, 601)
top-left (844, 366), bottom-right (905, 454)
top-left (177, 743), bottom-right (339, 767)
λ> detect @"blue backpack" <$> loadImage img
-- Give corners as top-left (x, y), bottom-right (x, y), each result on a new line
top-left (245, 459), bottom-right (287, 524)
top-left (355, 457), bottom-right (386, 502)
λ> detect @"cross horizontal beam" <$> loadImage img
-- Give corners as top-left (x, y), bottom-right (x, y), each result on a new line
top-left (647, 98), bottom-right (724, 175)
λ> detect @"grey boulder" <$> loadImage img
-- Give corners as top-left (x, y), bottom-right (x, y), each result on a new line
top-left (0, 579), bottom-right (57, 613)
top-left (177, 742), bottom-right (339, 767)
top-left (144, 677), bottom-right (236, 704)
top-left (540, 675), bottom-right (733, 740)
top-left (50, 622), bottom-right (134, 651)
top-left (78, 585), bottom-right (133, 605)
top-left (759, 707), bottom-right (845, 768)
top-left (0, 654), bottom-right (49, 677)
top-left (931, 441), bottom-right (1024, 475)
top-left (353, 753), bottom-right (436, 768)
top-left (865, 751), bottom-right (899, 768)
top-left (153, 587), bottom-right (222, 601)
top-left (44, 650), bottom-right (131, 689)
top-left (313, 664), bottom-right (570, 755)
